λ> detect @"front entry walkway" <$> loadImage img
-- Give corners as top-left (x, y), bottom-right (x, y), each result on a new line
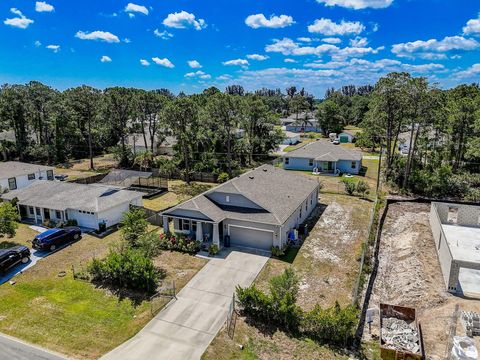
top-left (101, 248), bottom-right (269, 360)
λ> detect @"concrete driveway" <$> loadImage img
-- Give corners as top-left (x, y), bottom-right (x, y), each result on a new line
top-left (101, 248), bottom-right (269, 360)
top-left (0, 333), bottom-right (67, 360)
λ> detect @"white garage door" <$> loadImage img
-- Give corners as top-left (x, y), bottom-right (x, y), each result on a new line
top-left (229, 226), bottom-right (273, 251)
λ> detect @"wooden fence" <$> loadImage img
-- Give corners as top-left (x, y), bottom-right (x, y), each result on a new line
top-left (73, 173), bottom-right (107, 184)
top-left (131, 205), bottom-right (163, 227)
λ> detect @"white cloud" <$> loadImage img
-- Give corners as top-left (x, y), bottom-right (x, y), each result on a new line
top-left (152, 57), bottom-right (174, 68)
top-left (350, 36), bottom-right (368, 47)
top-left (463, 17), bottom-right (480, 35)
top-left (124, 38), bottom-right (131, 43)
top-left (35, 1), bottom-right (54, 13)
top-left (308, 18), bottom-right (365, 36)
top-left (322, 37), bottom-right (342, 44)
top-left (245, 14), bottom-right (294, 29)
top-left (392, 36), bottom-right (479, 59)
top-left (46, 44), bottom-right (60, 53)
top-left (297, 37), bottom-right (313, 42)
top-left (246, 54), bottom-right (269, 61)
top-left (316, 0), bottom-right (393, 10)
top-left (125, 3), bottom-right (149, 16)
top-left (34, 40), bottom-right (42, 47)
top-left (217, 74), bottom-right (232, 81)
top-left (4, 8), bottom-right (34, 29)
top-left (455, 63), bottom-right (480, 78)
top-left (284, 58), bottom-right (297, 63)
top-left (140, 59), bottom-right (150, 66)
top-left (223, 59), bottom-right (249, 67)
top-left (154, 29), bottom-right (173, 39)
top-left (75, 30), bottom-right (120, 43)
top-left (128, 13), bottom-right (135, 19)
top-left (185, 70), bottom-right (211, 79)
top-left (163, 11), bottom-right (206, 30)
top-left (100, 55), bottom-right (112, 62)
top-left (188, 60), bottom-right (202, 68)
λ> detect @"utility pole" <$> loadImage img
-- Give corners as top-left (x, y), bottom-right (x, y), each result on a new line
top-left (376, 144), bottom-right (383, 195)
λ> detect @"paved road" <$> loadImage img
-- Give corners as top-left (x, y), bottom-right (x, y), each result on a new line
top-left (0, 333), bottom-right (67, 360)
top-left (101, 248), bottom-right (269, 360)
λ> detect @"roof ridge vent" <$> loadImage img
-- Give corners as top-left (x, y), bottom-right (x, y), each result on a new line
top-left (249, 176), bottom-right (254, 179)
top-left (263, 168), bottom-right (268, 172)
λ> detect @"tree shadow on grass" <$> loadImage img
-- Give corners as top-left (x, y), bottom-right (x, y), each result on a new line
top-left (89, 267), bottom-right (167, 307)
top-left (0, 240), bottom-right (23, 249)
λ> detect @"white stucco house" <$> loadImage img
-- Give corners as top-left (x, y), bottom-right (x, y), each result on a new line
top-left (161, 165), bottom-right (319, 251)
top-left (1, 182), bottom-right (143, 231)
top-left (0, 161), bottom-right (55, 192)
top-left (282, 131), bottom-right (301, 145)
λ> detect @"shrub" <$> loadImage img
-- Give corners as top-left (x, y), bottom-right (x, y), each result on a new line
top-left (66, 219), bottom-right (78, 226)
top-left (121, 209), bottom-right (148, 247)
top-left (356, 180), bottom-right (370, 198)
top-left (88, 248), bottom-right (159, 293)
top-left (137, 232), bottom-right (163, 258)
top-left (271, 246), bottom-right (285, 257)
top-left (342, 179), bottom-right (356, 195)
top-left (158, 233), bottom-right (201, 254)
top-left (208, 243), bottom-right (219, 256)
top-left (217, 172), bottom-right (230, 183)
top-left (0, 202), bottom-right (19, 237)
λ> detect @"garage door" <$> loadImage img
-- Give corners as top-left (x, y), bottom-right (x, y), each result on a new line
top-left (229, 226), bottom-right (273, 251)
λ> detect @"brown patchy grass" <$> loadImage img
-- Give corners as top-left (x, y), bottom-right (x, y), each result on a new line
top-left (0, 226), bottom-right (206, 359)
top-left (0, 223), bottom-right (38, 248)
top-left (143, 180), bottom-right (216, 212)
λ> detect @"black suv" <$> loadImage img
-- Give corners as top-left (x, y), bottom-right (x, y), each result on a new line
top-left (0, 246), bottom-right (31, 273)
top-left (32, 227), bottom-right (82, 251)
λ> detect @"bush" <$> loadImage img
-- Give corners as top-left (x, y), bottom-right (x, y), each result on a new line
top-left (88, 248), bottom-right (159, 293)
top-left (137, 232), bottom-right (163, 258)
top-left (208, 243), bottom-right (219, 256)
top-left (356, 180), bottom-right (370, 198)
top-left (0, 202), bottom-right (19, 237)
top-left (217, 172), bottom-right (230, 183)
top-left (66, 219), bottom-right (78, 226)
top-left (158, 233), bottom-right (201, 254)
top-left (271, 245), bottom-right (285, 257)
top-left (121, 209), bottom-right (148, 247)
top-left (341, 179), bottom-right (356, 195)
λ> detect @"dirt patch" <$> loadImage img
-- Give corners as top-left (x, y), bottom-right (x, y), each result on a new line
top-left (363, 202), bottom-right (480, 360)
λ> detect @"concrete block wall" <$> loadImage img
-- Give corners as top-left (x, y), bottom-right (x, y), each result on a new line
top-left (433, 202), bottom-right (480, 227)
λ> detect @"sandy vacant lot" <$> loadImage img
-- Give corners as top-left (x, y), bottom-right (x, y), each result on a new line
top-left (363, 202), bottom-right (480, 360)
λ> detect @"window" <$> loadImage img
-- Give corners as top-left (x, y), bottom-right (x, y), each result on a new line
top-left (56, 210), bottom-right (61, 219)
top-left (28, 173), bottom-right (35, 180)
top-left (351, 161), bottom-right (357, 169)
top-left (179, 219), bottom-right (191, 231)
top-left (309, 159), bottom-right (314, 167)
top-left (8, 177), bottom-right (17, 190)
top-left (299, 208), bottom-right (302, 218)
top-left (29, 207), bottom-right (34, 215)
top-left (46, 170), bottom-right (54, 180)
top-left (285, 157), bottom-right (289, 165)
top-left (226, 195), bottom-right (230, 203)
top-left (192, 221), bottom-right (197, 233)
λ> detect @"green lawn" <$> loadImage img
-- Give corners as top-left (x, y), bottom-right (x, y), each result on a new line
top-left (0, 225), bottom-right (207, 359)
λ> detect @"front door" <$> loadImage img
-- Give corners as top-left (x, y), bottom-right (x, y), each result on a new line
top-left (44, 208), bottom-right (50, 220)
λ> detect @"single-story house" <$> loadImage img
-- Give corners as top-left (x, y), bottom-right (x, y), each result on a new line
top-left (1, 181), bottom-right (143, 231)
top-left (282, 131), bottom-right (301, 145)
top-left (161, 164), bottom-right (319, 251)
top-left (283, 140), bottom-right (362, 175)
top-left (0, 161), bottom-right (54, 191)
top-left (158, 136), bottom-right (177, 156)
top-left (280, 112), bottom-right (322, 133)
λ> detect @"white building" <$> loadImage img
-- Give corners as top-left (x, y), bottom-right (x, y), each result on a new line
top-left (1, 181), bottom-right (143, 231)
top-left (0, 161), bottom-right (54, 191)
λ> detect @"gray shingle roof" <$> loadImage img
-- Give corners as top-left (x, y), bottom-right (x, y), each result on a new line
top-left (1, 181), bottom-right (143, 212)
top-left (162, 164), bottom-right (319, 225)
top-left (284, 140), bottom-right (362, 161)
top-left (0, 161), bottom-right (54, 179)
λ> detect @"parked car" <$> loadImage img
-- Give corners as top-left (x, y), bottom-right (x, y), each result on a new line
top-left (54, 174), bottom-right (68, 181)
top-left (32, 227), bottom-right (82, 251)
top-left (0, 246), bottom-right (30, 273)
top-left (332, 139), bottom-right (340, 145)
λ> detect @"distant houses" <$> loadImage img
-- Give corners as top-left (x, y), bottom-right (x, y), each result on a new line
top-left (283, 140), bottom-right (362, 175)
top-left (280, 112), bottom-right (322, 133)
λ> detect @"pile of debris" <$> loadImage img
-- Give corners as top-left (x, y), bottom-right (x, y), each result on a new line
top-left (381, 317), bottom-right (420, 354)
top-left (461, 311), bottom-right (480, 337)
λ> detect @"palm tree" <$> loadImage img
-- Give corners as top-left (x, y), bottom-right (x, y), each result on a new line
top-left (134, 151), bottom-right (154, 172)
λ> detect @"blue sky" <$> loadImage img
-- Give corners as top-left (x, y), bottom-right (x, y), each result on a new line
top-left (0, 0), bottom-right (479, 97)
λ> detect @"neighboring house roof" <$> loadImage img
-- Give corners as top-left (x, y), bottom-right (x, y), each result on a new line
top-left (100, 169), bottom-right (152, 187)
top-left (284, 140), bottom-right (362, 162)
top-left (1, 181), bottom-right (143, 212)
top-left (163, 164), bottom-right (318, 225)
top-left (0, 161), bottom-right (54, 179)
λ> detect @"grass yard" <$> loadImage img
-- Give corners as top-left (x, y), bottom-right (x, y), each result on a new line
top-left (203, 193), bottom-right (374, 359)
top-left (143, 179), bottom-right (215, 212)
top-left (284, 139), bottom-right (315, 152)
top-left (55, 154), bottom-right (118, 181)
top-left (0, 223), bottom-right (38, 248)
top-left (0, 225), bottom-right (207, 359)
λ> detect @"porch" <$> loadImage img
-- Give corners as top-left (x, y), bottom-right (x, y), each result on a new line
top-left (162, 215), bottom-right (223, 248)
top-left (312, 161), bottom-right (339, 175)
top-left (18, 204), bottom-right (68, 226)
